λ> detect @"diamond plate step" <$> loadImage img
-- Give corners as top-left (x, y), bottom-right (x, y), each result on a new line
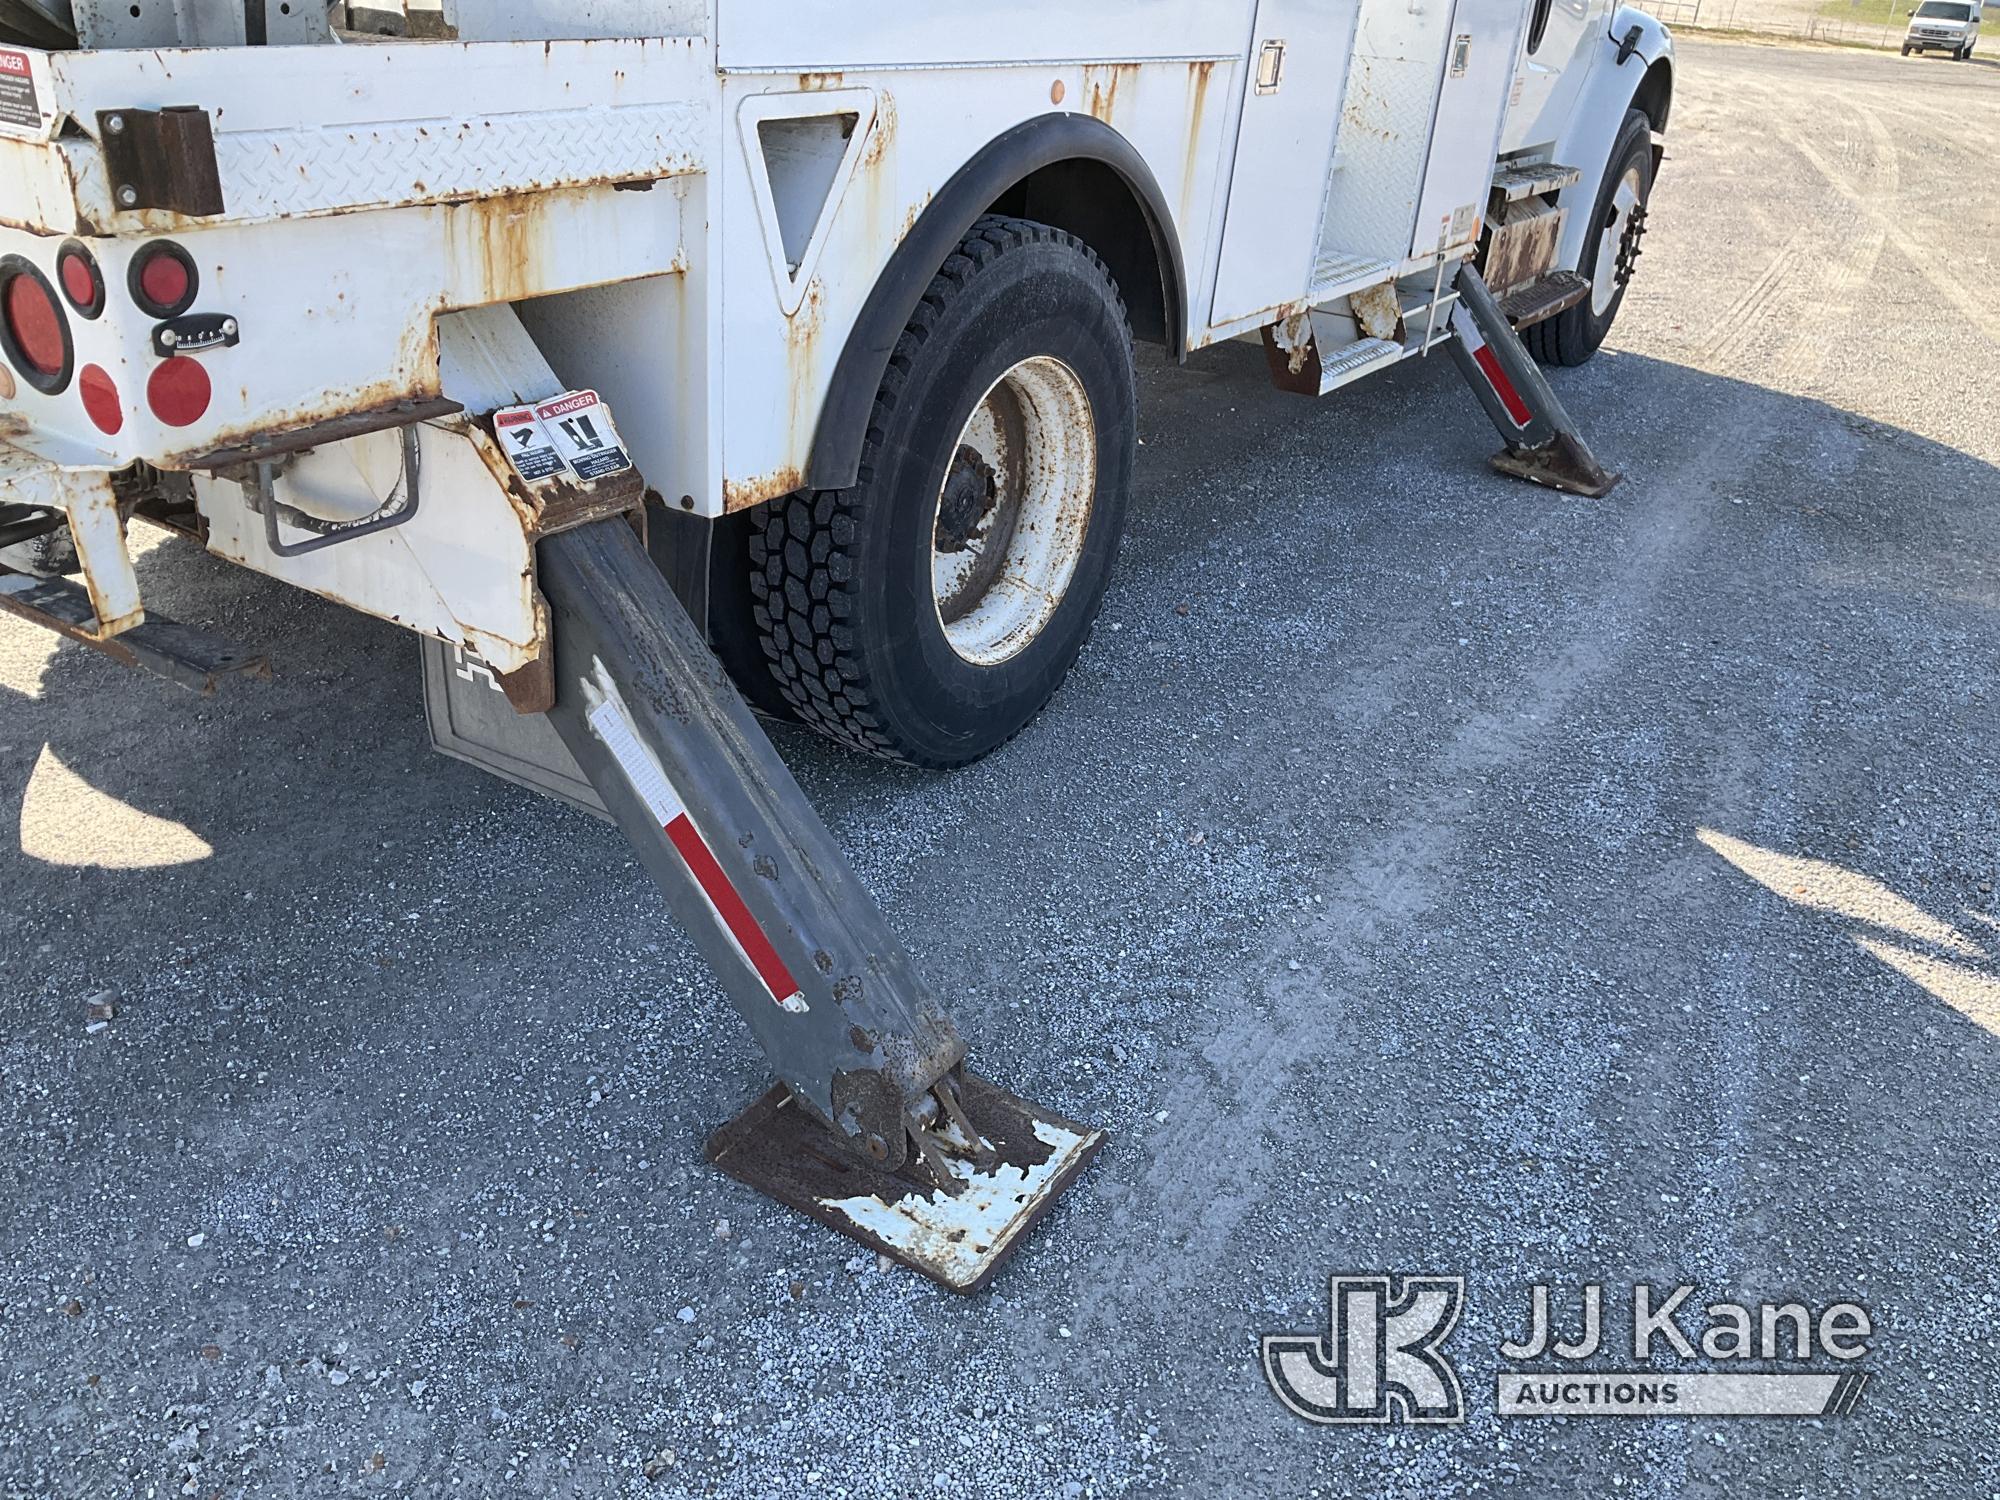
top-left (1317, 336), bottom-right (1405, 395)
top-left (1308, 252), bottom-right (1398, 307)
top-left (1491, 162), bottom-right (1583, 202)
top-left (1496, 269), bottom-right (1591, 328)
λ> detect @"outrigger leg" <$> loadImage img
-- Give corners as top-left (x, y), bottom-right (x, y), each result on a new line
top-left (536, 518), bottom-right (1101, 1291)
top-left (1447, 264), bottom-right (1622, 499)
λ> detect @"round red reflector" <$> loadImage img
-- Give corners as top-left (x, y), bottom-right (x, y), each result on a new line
top-left (60, 253), bottom-right (97, 309)
top-left (4, 273), bottom-right (66, 376)
top-left (137, 250), bottom-right (192, 313)
top-left (147, 356), bottom-right (211, 428)
top-left (79, 363), bottom-right (123, 435)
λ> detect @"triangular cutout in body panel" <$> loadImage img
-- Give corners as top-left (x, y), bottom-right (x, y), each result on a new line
top-left (738, 88), bottom-right (878, 317)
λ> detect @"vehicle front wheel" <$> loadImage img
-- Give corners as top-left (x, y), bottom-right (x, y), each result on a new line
top-left (1525, 108), bottom-right (1654, 368)
top-left (749, 216), bottom-right (1137, 768)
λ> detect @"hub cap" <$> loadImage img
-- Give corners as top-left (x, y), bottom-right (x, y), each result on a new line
top-left (1591, 166), bottom-right (1647, 318)
top-left (930, 355), bottom-right (1097, 667)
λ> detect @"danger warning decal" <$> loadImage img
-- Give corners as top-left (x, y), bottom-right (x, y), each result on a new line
top-left (494, 406), bottom-right (566, 482)
top-left (0, 49), bottom-right (47, 136)
top-left (494, 389), bottom-right (634, 487)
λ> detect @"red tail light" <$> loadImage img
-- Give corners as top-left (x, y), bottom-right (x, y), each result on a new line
top-left (57, 241), bottom-right (105, 320)
top-left (0, 257), bottom-right (71, 394)
top-left (129, 241), bottom-right (198, 318)
top-left (79, 364), bottom-right (123, 435)
top-left (4, 278), bottom-right (60, 371)
top-left (147, 356), bottom-right (211, 427)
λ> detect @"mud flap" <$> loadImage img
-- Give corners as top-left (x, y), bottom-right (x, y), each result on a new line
top-left (1447, 264), bottom-right (1621, 499)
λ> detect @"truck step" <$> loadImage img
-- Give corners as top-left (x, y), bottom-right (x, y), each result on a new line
top-left (1491, 161), bottom-right (1584, 202)
top-left (0, 568), bottom-right (270, 694)
top-left (1496, 269), bottom-right (1591, 329)
top-left (1316, 336), bottom-right (1405, 395)
top-left (1308, 251), bottom-right (1399, 307)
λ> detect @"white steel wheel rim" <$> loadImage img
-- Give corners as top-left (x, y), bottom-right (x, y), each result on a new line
top-left (1591, 167), bottom-right (1644, 317)
top-left (930, 355), bottom-right (1098, 667)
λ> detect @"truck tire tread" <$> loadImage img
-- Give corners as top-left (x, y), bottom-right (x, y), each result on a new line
top-left (748, 216), bottom-right (1127, 766)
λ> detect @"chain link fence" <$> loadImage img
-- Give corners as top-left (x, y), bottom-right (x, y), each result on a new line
top-left (1646, 0), bottom-right (1917, 51)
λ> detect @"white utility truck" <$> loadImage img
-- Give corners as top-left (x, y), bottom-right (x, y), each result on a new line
top-left (0, 0), bottom-right (1672, 1288)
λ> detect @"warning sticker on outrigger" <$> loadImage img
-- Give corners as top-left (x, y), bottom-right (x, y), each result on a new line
top-left (0, 49), bottom-right (44, 134)
top-left (494, 389), bottom-right (634, 487)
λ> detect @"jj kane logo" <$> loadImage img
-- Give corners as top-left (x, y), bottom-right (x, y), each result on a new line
top-left (1263, 1275), bottom-right (1467, 1424)
top-left (1265, 1276), bottom-right (1872, 1425)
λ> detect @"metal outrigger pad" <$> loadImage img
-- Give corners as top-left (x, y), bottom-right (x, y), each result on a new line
top-left (535, 517), bottom-right (1102, 1289)
top-left (1447, 263), bottom-right (1622, 500)
top-left (707, 1072), bottom-right (1103, 1293)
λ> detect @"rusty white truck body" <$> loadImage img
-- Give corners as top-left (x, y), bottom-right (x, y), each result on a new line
top-left (0, 0), bottom-right (1670, 709)
top-left (0, 0), bottom-right (1675, 1283)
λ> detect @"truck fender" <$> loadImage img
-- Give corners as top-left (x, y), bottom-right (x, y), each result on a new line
top-left (1552, 8), bottom-right (1674, 272)
top-left (805, 111), bottom-right (1187, 493)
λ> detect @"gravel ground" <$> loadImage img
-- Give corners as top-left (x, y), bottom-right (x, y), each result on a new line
top-left (4, 37), bottom-right (1999, 1500)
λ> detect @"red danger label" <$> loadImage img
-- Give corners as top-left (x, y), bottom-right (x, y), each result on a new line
top-left (0, 48), bottom-right (40, 132)
top-left (534, 390), bottom-right (601, 422)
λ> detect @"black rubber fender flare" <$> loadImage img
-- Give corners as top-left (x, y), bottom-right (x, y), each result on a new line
top-left (805, 111), bottom-right (1188, 493)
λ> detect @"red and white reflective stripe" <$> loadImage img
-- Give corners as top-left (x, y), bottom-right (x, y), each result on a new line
top-left (1450, 302), bottom-right (1533, 428)
top-left (586, 695), bottom-right (807, 1012)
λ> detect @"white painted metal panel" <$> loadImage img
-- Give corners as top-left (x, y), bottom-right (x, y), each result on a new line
top-left (517, 263), bottom-right (710, 523)
top-left (713, 60), bottom-right (1235, 515)
top-left (9, 38), bottom-right (708, 232)
top-left (0, 183), bottom-right (684, 472)
top-left (1500, 0), bottom-right (1602, 154)
top-left (716, 0), bottom-right (1248, 70)
top-left (193, 420), bottom-right (547, 674)
top-left (1410, 0), bottom-right (1527, 256)
top-left (1208, 0), bottom-right (1356, 326)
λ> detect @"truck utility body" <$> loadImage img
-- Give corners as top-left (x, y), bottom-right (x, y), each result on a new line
top-left (0, 0), bottom-right (1671, 1285)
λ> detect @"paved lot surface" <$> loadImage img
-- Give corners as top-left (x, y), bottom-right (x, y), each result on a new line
top-left (5, 37), bottom-right (2000, 1500)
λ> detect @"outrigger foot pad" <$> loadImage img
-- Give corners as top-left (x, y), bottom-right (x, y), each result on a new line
top-left (1488, 432), bottom-right (1622, 498)
top-left (1448, 264), bottom-right (1623, 500)
top-left (706, 1073), bottom-right (1105, 1293)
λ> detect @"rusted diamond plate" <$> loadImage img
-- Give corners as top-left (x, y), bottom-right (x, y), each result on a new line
top-left (706, 1074), bottom-right (1104, 1293)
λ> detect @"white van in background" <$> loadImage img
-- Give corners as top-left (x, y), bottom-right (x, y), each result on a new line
top-left (1904, 0), bottom-right (1981, 57)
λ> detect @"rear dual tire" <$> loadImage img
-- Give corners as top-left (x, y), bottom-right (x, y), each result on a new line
top-left (749, 216), bottom-right (1137, 768)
